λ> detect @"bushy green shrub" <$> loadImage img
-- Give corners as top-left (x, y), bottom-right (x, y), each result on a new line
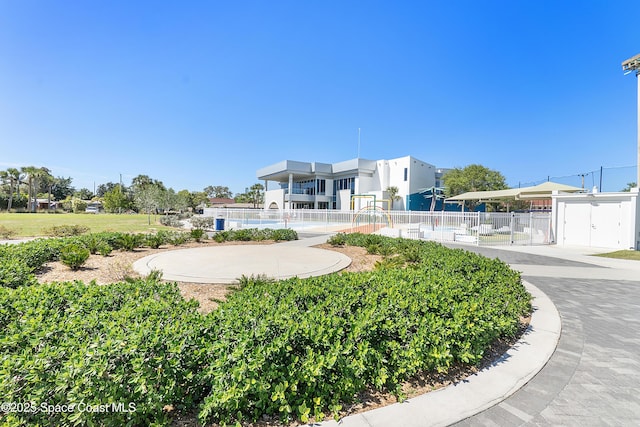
top-left (78, 234), bottom-right (106, 254)
top-left (98, 243), bottom-right (113, 256)
top-left (265, 228), bottom-right (298, 242)
top-left (212, 228), bottom-right (298, 243)
top-left (145, 231), bottom-right (169, 249)
top-left (159, 215), bottom-right (182, 227)
top-left (190, 216), bottom-right (215, 230)
top-left (0, 258), bottom-right (37, 288)
top-left (168, 231), bottom-right (191, 246)
top-left (116, 233), bottom-right (144, 251)
top-left (0, 280), bottom-right (210, 427)
top-left (43, 224), bottom-right (90, 237)
top-left (60, 244), bottom-right (90, 270)
top-left (190, 228), bottom-right (205, 242)
top-left (327, 233), bottom-right (347, 246)
top-left (197, 235), bottom-right (531, 425)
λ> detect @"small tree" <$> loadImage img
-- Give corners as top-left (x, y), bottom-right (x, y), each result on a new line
top-left (621, 182), bottom-right (637, 192)
top-left (60, 244), bottom-right (90, 270)
top-left (386, 186), bottom-right (401, 210)
top-left (443, 164), bottom-right (507, 211)
top-left (103, 185), bottom-right (132, 213)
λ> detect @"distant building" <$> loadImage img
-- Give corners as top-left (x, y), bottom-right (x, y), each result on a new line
top-left (257, 155), bottom-right (450, 211)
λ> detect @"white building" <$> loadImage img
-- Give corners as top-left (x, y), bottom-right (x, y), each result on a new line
top-left (257, 155), bottom-right (446, 211)
top-left (552, 188), bottom-right (640, 249)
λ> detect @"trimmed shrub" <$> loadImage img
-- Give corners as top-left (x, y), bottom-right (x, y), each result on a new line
top-left (78, 234), bottom-right (106, 254)
top-left (116, 233), bottom-right (144, 251)
top-left (59, 244), bottom-right (90, 270)
top-left (97, 243), bottom-right (113, 257)
top-left (0, 258), bottom-right (36, 288)
top-left (159, 215), bottom-right (182, 228)
top-left (327, 233), bottom-right (346, 247)
top-left (190, 228), bottom-right (205, 242)
top-left (168, 231), bottom-right (191, 246)
top-left (0, 280), bottom-right (210, 426)
top-left (144, 232), bottom-right (168, 249)
top-left (197, 235), bottom-right (531, 425)
top-left (190, 216), bottom-right (215, 230)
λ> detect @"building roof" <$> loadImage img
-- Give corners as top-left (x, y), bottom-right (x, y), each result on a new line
top-left (257, 158), bottom-right (377, 182)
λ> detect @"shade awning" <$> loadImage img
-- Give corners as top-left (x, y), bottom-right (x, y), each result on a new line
top-left (445, 188), bottom-right (521, 202)
top-left (445, 182), bottom-right (584, 202)
top-left (516, 182), bottom-right (583, 199)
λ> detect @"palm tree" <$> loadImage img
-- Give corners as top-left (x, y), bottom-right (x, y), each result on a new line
top-left (6, 167), bottom-right (21, 211)
top-left (0, 170), bottom-right (8, 211)
top-left (40, 170), bottom-right (55, 212)
top-left (386, 186), bottom-right (401, 210)
top-left (0, 168), bottom-right (23, 212)
top-left (21, 166), bottom-right (38, 212)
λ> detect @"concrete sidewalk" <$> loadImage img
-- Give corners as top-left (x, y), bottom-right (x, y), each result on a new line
top-left (132, 236), bottom-right (350, 283)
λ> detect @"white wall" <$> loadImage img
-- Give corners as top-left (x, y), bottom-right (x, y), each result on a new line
top-left (552, 190), bottom-right (640, 249)
top-left (264, 189), bottom-right (285, 210)
top-left (337, 189), bottom-right (352, 211)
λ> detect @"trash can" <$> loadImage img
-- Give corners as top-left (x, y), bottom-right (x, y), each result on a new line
top-left (215, 217), bottom-right (225, 231)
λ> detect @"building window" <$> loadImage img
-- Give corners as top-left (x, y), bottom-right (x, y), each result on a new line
top-left (316, 179), bottom-right (326, 195)
top-left (333, 177), bottom-right (356, 195)
top-left (403, 168), bottom-right (408, 181)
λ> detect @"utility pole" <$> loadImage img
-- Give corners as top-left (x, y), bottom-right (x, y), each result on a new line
top-left (622, 53), bottom-right (640, 187)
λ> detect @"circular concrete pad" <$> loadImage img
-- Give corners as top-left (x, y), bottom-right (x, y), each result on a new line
top-left (133, 245), bottom-right (352, 283)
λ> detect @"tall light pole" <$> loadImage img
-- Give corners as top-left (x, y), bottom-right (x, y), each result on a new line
top-left (622, 53), bottom-right (640, 186)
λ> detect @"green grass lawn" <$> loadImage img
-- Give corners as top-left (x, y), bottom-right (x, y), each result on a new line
top-left (592, 250), bottom-right (640, 261)
top-left (0, 212), bottom-right (177, 237)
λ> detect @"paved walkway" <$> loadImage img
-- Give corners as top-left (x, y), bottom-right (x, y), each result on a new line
top-left (132, 234), bottom-right (350, 283)
top-left (446, 244), bottom-right (640, 426)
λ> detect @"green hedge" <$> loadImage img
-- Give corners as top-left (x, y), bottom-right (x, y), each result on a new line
top-left (197, 235), bottom-right (530, 425)
top-left (213, 228), bottom-right (298, 243)
top-left (0, 279), bottom-right (209, 427)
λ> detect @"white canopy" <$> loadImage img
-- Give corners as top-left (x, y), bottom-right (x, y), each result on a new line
top-left (445, 182), bottom-right (583, 202)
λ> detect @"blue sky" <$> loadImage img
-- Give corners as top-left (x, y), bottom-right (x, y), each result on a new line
top-left (1, 0), bottom-right (639, 195)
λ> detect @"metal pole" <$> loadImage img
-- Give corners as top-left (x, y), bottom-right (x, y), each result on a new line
top-left (599, 166), bottom-right (603, 192)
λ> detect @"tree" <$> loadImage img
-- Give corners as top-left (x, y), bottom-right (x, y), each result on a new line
top-left (621, 182), bottom-right (637, 192)
top-left (246, 183), bottom-right (264, 208)
top-left (21, 166), bottom-right (38, 212)
top-left (386, 186), bottom-right (401, 210)
top-left (443, 164), bottom-right (507, 210)
top-left (102, 185), bottom-right (132, 213)
top-left (204, 185), bottom-right (232, 199)
top-left (40, 171), bottom-right (55, 213)
top-left (175, 190), bottom-right (192, 211)
top-left (74, 188), bottom-right (94, 200)
top-left (134, 185), bottom-right (163, 224)
top-left (191, 191), bottom-right (210, 209)
top-left (50, 176), bottom-right (75, 201)
top-left (96, 182), bottom-right (119, 197)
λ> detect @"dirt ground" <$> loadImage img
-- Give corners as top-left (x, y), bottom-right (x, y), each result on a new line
top-left (34, 238), bottom-right (529, 426)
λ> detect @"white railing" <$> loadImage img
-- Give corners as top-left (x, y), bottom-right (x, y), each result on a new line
top-left (201, 208), bottom-right (552, 246)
